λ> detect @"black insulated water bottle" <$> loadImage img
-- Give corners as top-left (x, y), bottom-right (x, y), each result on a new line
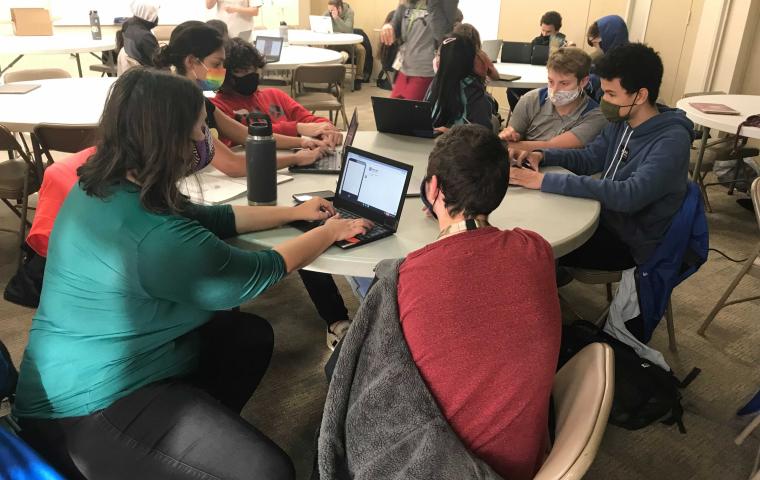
top-left (246, 113), bottom-right (277, 206)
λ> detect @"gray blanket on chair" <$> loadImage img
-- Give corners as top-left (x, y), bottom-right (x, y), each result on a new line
top-left (317, 259), bottom-right (502, 480)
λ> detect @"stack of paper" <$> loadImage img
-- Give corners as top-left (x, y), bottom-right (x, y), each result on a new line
top-left (180, 166), bottom-right (293, 205)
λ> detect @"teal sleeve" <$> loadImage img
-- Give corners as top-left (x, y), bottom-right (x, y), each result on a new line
top-left (137, 218), bottom-right (286, 310)
top-left (181, 202), bottom-right (238, 239)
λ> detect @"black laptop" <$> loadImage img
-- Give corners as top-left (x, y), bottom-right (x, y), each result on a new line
top-left (371, 96), bottom-right (438, 139)
top-left (501, 41), bottom-right (532, 64)
top-left (530, 44), bottom-right (550, 66)
top-left (255, 36), bottom-right (284, 63)
top-left (292, 146), bottom-right (413, 249)
top-left (289, 108), bottom-right (358, 174)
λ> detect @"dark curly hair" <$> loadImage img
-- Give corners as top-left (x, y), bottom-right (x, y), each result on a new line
top-left (153, 21), bottom-right (224, 75)
top-left (540, 11), bottom-right (562, 31)
top-left (595, 42), bottom-right (663, 105)
top-left (426, 124), bottom-right (508, 218)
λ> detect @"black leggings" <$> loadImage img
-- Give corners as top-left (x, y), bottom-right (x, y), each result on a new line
top-left (298, 270), bottom-right (349, 326)
top-left (18, 311), bottom-right (295, 480)
top-left (558, 223), bottom-right (636, 271)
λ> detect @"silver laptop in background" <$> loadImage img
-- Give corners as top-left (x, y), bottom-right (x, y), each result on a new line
top-left (254, 36), bottom-right (284, 63)
top-left (289, 108), bottom-right (358, 175)
top-left (309, 15), bottom-right (333, 34)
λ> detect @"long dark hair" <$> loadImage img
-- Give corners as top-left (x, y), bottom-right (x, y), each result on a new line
top-left (78, 68), bottom-right (204, 214)
top-left (153, 21), bottom-right (224, 75)
top-left (429, 34), bottom-right (476, 127)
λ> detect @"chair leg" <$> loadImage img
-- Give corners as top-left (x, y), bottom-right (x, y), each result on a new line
top-left (16, 164), bottom-right (31, 271)
top-left (699, 171), bottom-right (713, 213)
top-left (698, 245), bottom-right (760, 336)
top-left (736, 414), bottom-right (760, 445)
top-left (666, 300), bottom-right (677, 353)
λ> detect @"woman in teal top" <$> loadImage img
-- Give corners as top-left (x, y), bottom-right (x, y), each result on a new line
top-left (13, 68), bottom-right (371, 480)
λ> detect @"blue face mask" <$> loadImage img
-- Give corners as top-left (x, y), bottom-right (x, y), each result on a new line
top-left (420, 177), bottom-right (439, 220)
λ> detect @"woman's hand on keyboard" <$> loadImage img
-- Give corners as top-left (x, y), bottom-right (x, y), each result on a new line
top-left (298, 123), bottom-right (342, 148)
top-left (295, 198), bottom-right (336, 221)
top-left (293, 147), bottom-right (325, 166)
top-left (324, 215), bottom-right (373, 242)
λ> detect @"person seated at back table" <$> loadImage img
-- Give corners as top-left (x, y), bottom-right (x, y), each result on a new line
top-left (452, 23), bottom-right (499, 83)
top-left (585, 14), bottom-right (629, 101)
top-left (500, 47), bottom-right (606, 150)
top-left (153, 21), bottom-right (328, 176)
top-left (509, 43), bottom-right (693, 271)
top-left (13, 68), bottom-right (372, 480)
top-left (212, 38), bottom-right (342, 148)
top-left (116, 0), bottom-right (160, 74)
top-left (323, 0), bottom-right (367, 90)
top-left (399, 124), bottom-right (561, 479)
top-left (425, 33), bottom-right (495, 131)
top-left (531, 10), bottom-right (569, 47)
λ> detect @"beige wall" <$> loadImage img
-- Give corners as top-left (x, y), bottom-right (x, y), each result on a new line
top-left (740, 3), bottom-right (760, 95)
top-left (672, 0), bottom-right (703, 100)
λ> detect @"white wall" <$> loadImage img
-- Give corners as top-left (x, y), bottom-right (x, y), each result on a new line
top-left (459, 0), bottom-right (501, 40)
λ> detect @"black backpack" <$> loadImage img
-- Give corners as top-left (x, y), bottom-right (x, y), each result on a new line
top-left (0, 338), bottom-right (18, 405)
top-left (3, 243), bottom-right (46, 309)
top-left (559, 320), bottom-right (700, 433)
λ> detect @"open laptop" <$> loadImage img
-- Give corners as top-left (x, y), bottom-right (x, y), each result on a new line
top-left (289, 108), bottom-right (358, 174)
top-left (254, 36), bottom-right (284, 63)
top-left (309, 15), bottom-right (333, 34)
top-left (372, 96), bottom-right (439, 139)
top-left (500, 41), bottom-right (532, 64)
top-left (292, 146), bottom-right (413, 249)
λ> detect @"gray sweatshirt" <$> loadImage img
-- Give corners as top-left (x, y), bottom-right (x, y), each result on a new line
top-left (323, 2), bottom-right (354, 34)
top-left (390, 0), bottom-right (459, 77)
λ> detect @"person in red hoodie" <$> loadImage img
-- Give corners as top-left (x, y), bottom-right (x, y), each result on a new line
top-left (212, 38), bottom-right (343, 148)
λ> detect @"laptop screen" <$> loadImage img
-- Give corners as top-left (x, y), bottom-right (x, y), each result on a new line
top-left (309, 15), bottom-right (333, 33)
top-left (342, 109), bottom-right (358, 149)
top-left (336, 150), bottom-right (409, 220)
top-left (255, 36), bottom-right (283, 58)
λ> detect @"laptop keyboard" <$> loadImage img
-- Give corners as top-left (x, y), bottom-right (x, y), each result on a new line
top-left (335, 208), bottom-right (389, 240)
top-left (312, 152), bottom-right (341, 170)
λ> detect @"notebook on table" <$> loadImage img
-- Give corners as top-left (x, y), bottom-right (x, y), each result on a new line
top-left (289, 108), bottom-right (358, 175)
top-left (689, 102), bottom-right (741, 115)
top-left (0, 83), bottom-right (40, 94)
top-left (181, 167), bottom-right (293, 205)
top-left (291, 146), bottom-right (413, 249)
top-left (254, 36), bottom-right (284, 63)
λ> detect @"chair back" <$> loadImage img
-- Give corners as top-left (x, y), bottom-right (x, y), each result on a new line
top-left (0, 124), bottom-right (40, 191)
top-left (534, 343), bottom-right (615, 480)
top-left (32, 124), bottom-right (98, 174)
top-left (291, 64), bottom-right (345, 98)
top-left (4, 68), bottom-right (71, 83)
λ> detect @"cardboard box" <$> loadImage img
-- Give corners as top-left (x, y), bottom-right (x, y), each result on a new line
top-left (11, 8), bottom-right (53, 36)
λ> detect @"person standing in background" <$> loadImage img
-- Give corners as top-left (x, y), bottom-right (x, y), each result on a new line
top-left (380, 0), bottom-right (459, 100)
top-left (206, 0), bottom-right (262, 40)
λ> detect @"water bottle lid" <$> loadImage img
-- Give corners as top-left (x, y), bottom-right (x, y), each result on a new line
top-left (247, 112), bottom-right (273, 137)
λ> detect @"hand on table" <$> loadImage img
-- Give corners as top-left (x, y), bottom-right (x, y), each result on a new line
top-left (509, 166), bottom-right (545, 190)
top-left (295, 197), bottom-right (335, 221)
top-left (508, 148), bottom-right (543, 170)
top-left (324, 214), bottom-right (373, 241)
top-left (298, 123), bottom-right (342, 148)
top-left (433, 126), bottom-right (450, 134)
top-left (380, 24), bottom-right (395, 46)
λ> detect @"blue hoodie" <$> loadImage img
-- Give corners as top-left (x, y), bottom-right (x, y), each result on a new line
top-left (540, 106), bottom-right (694, 263)
top-left (596, 15), bottom-right (629, 53)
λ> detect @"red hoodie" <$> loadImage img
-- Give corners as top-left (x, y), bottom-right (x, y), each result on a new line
top-left (212, 87), bottom-right (331, 144)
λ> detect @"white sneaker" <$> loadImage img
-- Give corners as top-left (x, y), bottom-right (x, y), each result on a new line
top-left (326, 320), bottom-right (351, 351)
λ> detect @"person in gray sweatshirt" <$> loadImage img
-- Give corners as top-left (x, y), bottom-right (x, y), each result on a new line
top-left (509, 43), bottom-right (693, 268)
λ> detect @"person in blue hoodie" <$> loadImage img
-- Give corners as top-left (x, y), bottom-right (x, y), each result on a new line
top-left (509, 43), bottom-right (693, 270)
top-left (585, 14), bottom-right (629, 102)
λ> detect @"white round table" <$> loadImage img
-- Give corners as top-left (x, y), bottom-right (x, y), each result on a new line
top-left (0, 77), bottom-right (116, 132)
top-left (491, 62), bottom-right (548, 89)
top-left (229, 131), bottom-right (601, 277)
top-left (254, 30), bottom-right (362, 90)
top-left (264, 45), bottom-right (343, 70)
top-left (0, 33), bottom-right (116, 78)
top-left (675, 94), bottom-right (760, 181)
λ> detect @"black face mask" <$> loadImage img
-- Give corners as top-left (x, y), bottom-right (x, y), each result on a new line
top-left (231, 72), bottom-right (260, 96)
top-left (420, 177), bottom-right (439, 220)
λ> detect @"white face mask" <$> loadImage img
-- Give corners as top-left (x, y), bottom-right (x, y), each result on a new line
top-left (548, 87), bottom-right (581, 106)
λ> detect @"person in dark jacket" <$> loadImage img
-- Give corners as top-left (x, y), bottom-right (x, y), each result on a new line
top-left (117, 1), bottom-right (160, 67)
top-left (585, 14), bottom-right (629, 101)
top-left (509, 43), bottom-right (693, 269)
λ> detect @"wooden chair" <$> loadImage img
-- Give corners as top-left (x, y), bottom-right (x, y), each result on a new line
top-left (698, 177), bottom-right (760, 336)
top-left (291, 65), bottom-right (348, 129)
top-left (3, 68), bottom-right (71, 83)
top-left (0, 125), bottom-right (42, 269)
top-left (568, 268), bottom-right (678, 353)
top-left (534, 343), bottom-right (614, 480)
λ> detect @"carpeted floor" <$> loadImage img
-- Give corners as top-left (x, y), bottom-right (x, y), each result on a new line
top-left (0, 84), bottom-right (758, 479)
